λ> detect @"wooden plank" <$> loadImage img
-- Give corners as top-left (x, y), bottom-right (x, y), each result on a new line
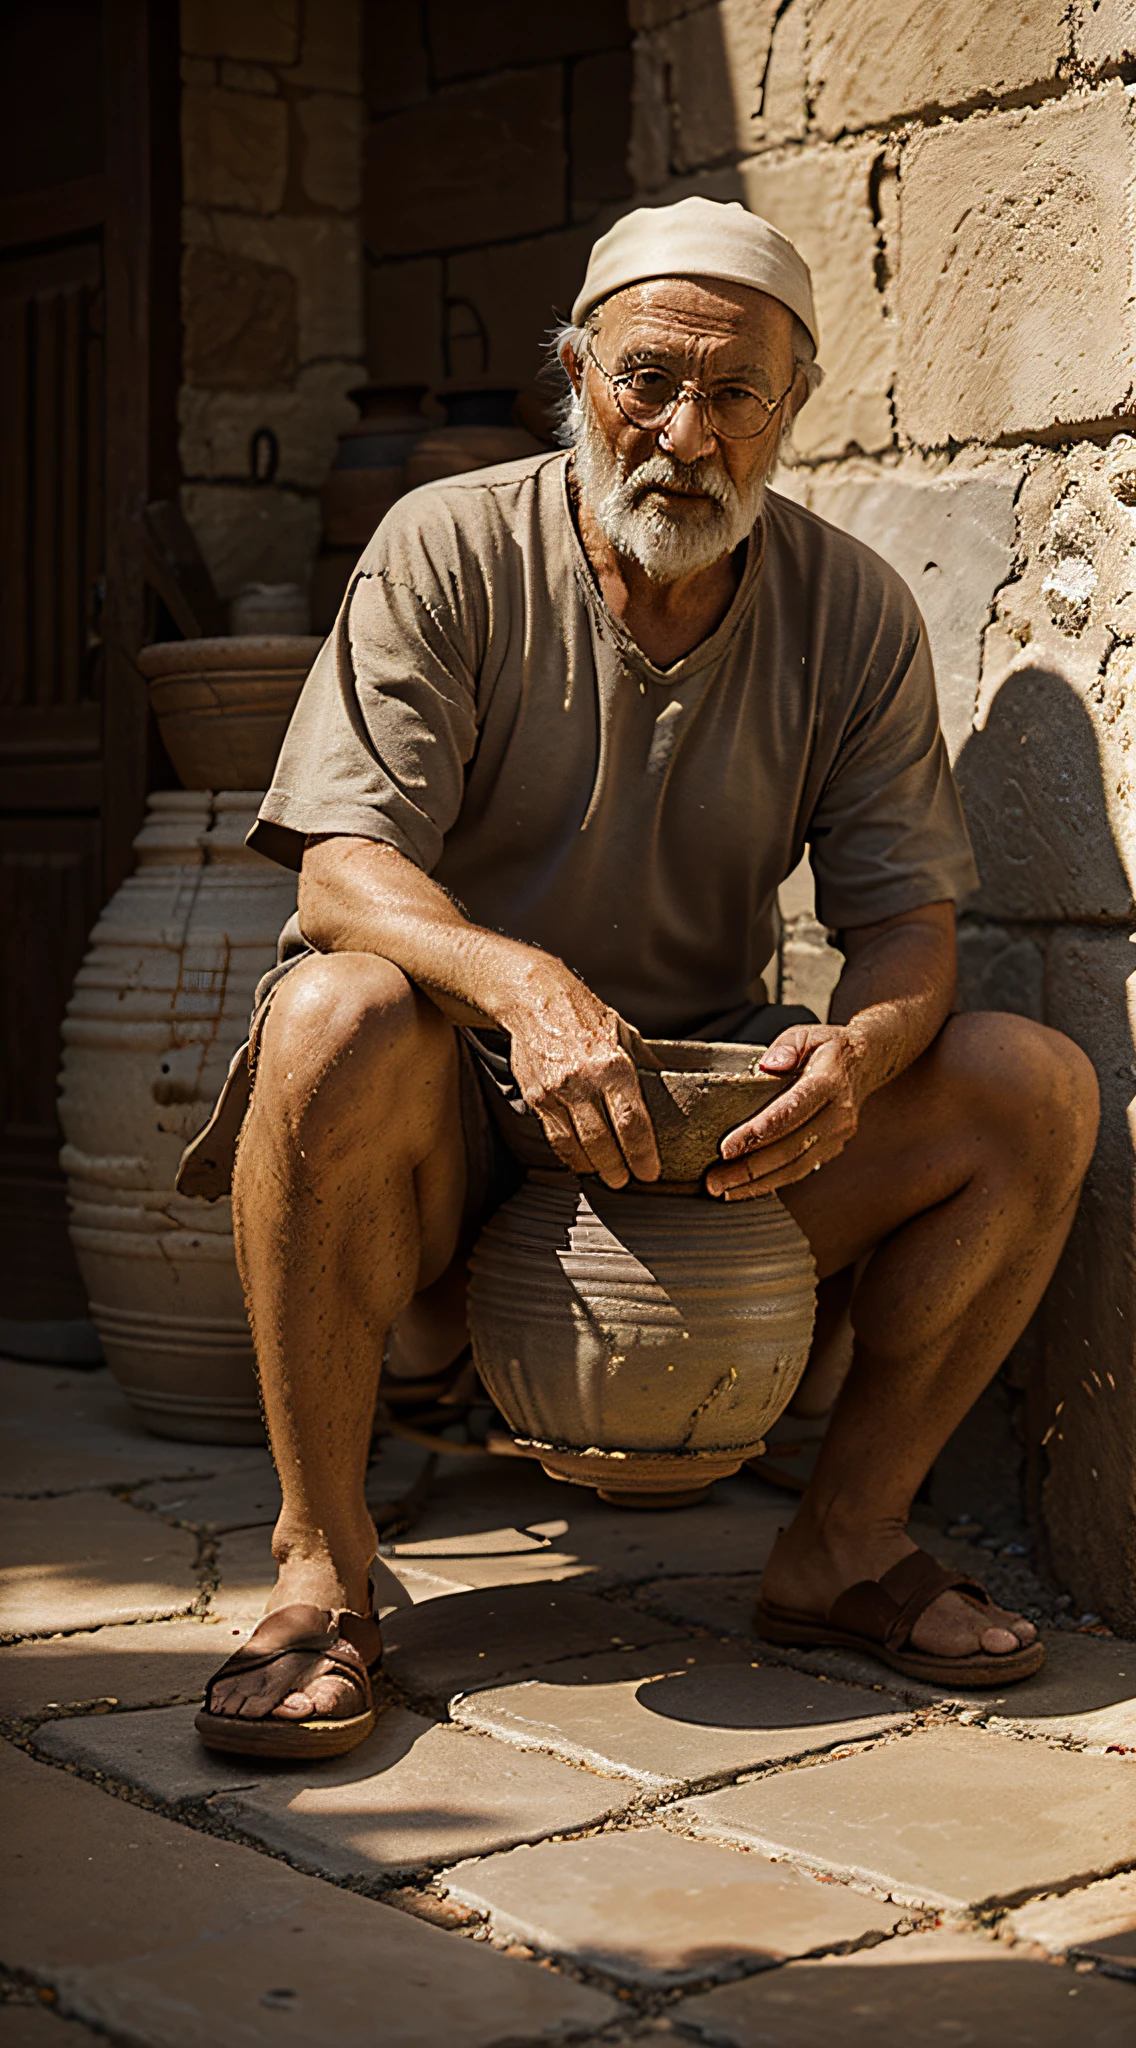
top-left (0, 290), bottom-right (30, 703)
top-left (0, 174), bottom-right (106, 249)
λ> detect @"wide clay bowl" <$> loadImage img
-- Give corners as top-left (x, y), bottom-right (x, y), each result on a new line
top-left (139, 636), bottom-right (322, 791)
top-left (638, 1040), bottom-right (787, 1184)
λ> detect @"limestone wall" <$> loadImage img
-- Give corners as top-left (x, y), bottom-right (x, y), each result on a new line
top-left (630, 0), bottom-right (1136, 1625)
top-left (177, 0), bottom-right (366, 607)
top-left (363, 2), bottom-right (633, 392)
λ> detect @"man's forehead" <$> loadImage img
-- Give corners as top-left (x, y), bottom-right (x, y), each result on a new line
top-left (596, 276), bottom-right (794, 356)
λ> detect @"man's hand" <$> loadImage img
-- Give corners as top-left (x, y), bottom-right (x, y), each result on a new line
top-left (705, 1024), bottom-right (867, 1200)
top-left (505, 969), bottom-right (661, 1189)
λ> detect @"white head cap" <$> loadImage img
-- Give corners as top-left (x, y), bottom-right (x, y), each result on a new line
top-left (572, 196), bottom-right (818, 350)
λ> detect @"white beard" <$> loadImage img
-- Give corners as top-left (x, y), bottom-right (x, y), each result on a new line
top-left (567, 386), bottom-right (766, 582)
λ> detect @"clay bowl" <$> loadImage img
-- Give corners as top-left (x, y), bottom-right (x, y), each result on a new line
top-left (139, 635), bottom-right (322, 791)
top-left (638, 1040), bottom-right (787, 1185)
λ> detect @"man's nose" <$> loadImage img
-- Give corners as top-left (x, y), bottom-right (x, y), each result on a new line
top-left (658, 394), bottom-right (717, 464)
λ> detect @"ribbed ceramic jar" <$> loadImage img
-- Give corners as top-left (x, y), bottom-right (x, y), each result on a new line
top-left (57, 791), bottom-right (297, 1442)
top-left (468, 1171), bottom-right (816, 1503)
top-left (138, 636), bottom-right (321, 792)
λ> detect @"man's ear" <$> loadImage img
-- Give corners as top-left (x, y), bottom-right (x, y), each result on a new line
top-left (559, 338), bottom-right (584, 397)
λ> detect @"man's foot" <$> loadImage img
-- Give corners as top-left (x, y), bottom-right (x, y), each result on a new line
top-left (206, 1604), bottom-right (372, 1721)
top-left (761, 1515), bottom-right (1037, 1661)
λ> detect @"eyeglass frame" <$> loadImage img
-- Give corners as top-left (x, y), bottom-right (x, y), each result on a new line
top-left (581, 340), bottom-right (797, 441)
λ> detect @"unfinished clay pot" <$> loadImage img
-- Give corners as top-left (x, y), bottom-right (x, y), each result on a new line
top-left (57, 792), bottom-right (298, 1442)
top-left (468, 1042), bottom-right (817, 1505)
top-left (404, 386), bottom-right (542, 487)
top-left (139, 636), bottom-right (321, 792)
top-left (320, 383), bottom-right (431, 546)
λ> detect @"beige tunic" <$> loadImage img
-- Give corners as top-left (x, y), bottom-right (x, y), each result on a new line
top-left (250, 452), bottom-right (977, 1041)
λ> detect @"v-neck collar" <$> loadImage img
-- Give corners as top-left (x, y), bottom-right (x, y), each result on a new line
top-left (558, 450), bottom-right (768, 685)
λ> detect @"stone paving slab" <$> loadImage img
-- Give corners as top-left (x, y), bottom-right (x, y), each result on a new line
top-left (207, 1523), bottom-right (475, 1622)
top-left (0, 2006), bottom-right (103, 2046)
top-left (133, 1455), bottom-right (281, 1532)
top-left (2, 1739), bottom-right (617, 2045)
top-left (0, 1617), bottom-right (233, 1721)
top-left (0, 1362), bottom-right (263, 1498)
top-left (442, 1825), bottom-right (901, 1986)
top-left (452, 1643), bottom-right (907, 1790)
top-left (381, 1582), bottom-right (690, 1703)
top-left (678, 1930), bottom-right (1136, 2046)
top-left (35, 1700), bottom-right (639, 1875)
top-left (1005, 1872), bottom-right (1136, 1972)
top-left (676, 1726), bottom-right (1136, 1910)
top-left (0, 1495), bottom-right (199, 1640)
top-left (639, 1573), bottom-right (1136, 1748)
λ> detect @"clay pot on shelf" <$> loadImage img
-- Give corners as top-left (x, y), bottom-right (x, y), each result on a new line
top-left (468, 1042), bottom-right (817, 1507)
top-left (138, 635), bottom-right (321, 792)
top-left (320, 383), bottom-right (431, 547)
top-left (404, 385), bottom-right (543, 488)
top-left (57, 791), bottom-right (299, 1442)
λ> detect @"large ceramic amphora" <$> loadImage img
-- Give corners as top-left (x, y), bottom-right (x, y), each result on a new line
top-left (57, 791), bottom-right (297, 1442)
top-left (468, 1042), bottom-right (818, 1505)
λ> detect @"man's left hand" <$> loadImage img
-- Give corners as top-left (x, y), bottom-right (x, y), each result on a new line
top-left (705, 1024), bottom-right (868, 1200)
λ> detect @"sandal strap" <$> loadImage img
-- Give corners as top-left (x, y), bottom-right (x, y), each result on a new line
top-left (830, 1548), bottom-right (993, 1652)
top-left (203, 1609), bottom-right (381, 1714)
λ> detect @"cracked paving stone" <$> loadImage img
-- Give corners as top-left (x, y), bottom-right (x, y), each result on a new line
top-left (640, 1574), bottom-right (1136, 1750)
top-left (0, 1361), bottom-right (263, 1497)
top-left (0, 1495), bottom-right (199, 1639)
top-left (36, 1700), bottom-right (639, 1875)
top-left (1005, 1872), bottom-right (1136, 1973)
top-left (132, 1455), bottom-right (280, 1533)
top-left (0, 1617), bottom-right (234, 1721)
top-left (1, 1739), bottom-right (617, 2044)
top-left (380, 1582), bottom-right (691, 1703)
top-left (675, 1725), bottom-right (1136, 1910)
top-left (452, 1643), bottom-right (906, 1790)
top-left (0, 2006), bottom-right (106, 2046)
top-left (442, 1826), bottom-right (900, 1987)
top-left (679, 1929), bottom-right (1136, 2045)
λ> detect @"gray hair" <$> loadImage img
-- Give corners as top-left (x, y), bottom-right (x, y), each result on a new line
top-left (550, 304), bottom-right (823, 448)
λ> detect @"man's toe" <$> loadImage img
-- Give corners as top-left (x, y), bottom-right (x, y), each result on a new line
top-left (981, 1623), bottom-right (1025, 1655)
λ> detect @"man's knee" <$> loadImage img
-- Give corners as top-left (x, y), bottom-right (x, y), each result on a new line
top-left (947, 1010), bottom-right (1099, 1185)
top-left (255, 951), bottom-right (451, 1141)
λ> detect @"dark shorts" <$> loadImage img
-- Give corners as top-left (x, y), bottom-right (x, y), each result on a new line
top-left (176, 922), bottom-right (817, 1238)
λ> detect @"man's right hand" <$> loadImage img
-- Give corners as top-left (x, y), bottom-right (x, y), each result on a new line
top-left (502, 965), bottom-right (661, 1188)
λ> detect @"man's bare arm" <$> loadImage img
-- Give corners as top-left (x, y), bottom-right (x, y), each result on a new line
top-left (705, 900), bottom-right (955, 1200)
top-left (298, 834), bottom-right (660, 1188)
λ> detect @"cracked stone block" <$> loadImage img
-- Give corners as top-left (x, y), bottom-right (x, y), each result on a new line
top-left (365, 68), bottom-right (566, 259)
top-left (381, 1582), bottom-right (690, 1702)
top-left (677, 1725), bottom-right (1136, 1909)
top-left (956, 922), bottom-right (1045, 1022)
top-left (443, 1826), bottom-right (900, 1987)
top-left (182, 0), bottom-right (299, 65)
top-left (452, 1643), bottom-right (906, 1789)
top-left (896, 87), bottom-right (1136, 446)
top-left (366, 257), bottom-right (445, 386)
top-left (211, 1709), bottom-right (637, 1877)
top-left (809, 1), bottom-right (1069, 138)
top-left (288, 0), bottom-right (361, 90)
top-left (680, 1928), bottom-right (1136, 2045)
top-left (447, 223), bottom-right (611, 389)
top-left (184, 208), bottom-right (363, 363)
top-left (179, 482), bottom-right (321, 603)
top-left (571, 49), bottom-right (634, 207)
top-left (296, 91), bottom-right (363, 210)
top-left (0, 1361), bottom-right (257, 1496)
top-left (181, 245), bottom-right (299, 391)
top-left (0, 1495), bottom-right (198, 1639)
top-left (0, 1618), bottom-right (233, 1721)
top-left (430, 0), bottom-right (630, 78)
top-left (631, 2), bottom-right (805, 181)
top-left (1034, 927), bottom-right (1136, 1636)
top-left (1005, 1871), bottom-right (1136, 1970)
top-left (739, 144), bottom-right (894, 460)
top-left (1, 1741), bottom-right (617, 2044)
top-left (35, 1702), bottom-right (263, 1803)
top-left (1076, 0), bottom-right (1136, 69)
top-left (178, 362), bottom-right (364, 488)
top-left (133, 1452), bottom-right (280, 1532)
top-left (784, 457), bottom-right (1022, 760)
top-left (181, 86), bottom-right (288, 213)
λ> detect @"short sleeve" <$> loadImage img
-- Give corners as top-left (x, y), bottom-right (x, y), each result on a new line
top-left (247, 492), bottom-right (485, 873)
top-left (808, 625), bottom-right (978, 932)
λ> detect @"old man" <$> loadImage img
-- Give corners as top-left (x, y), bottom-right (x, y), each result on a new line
top-left (189, 199), bottom-right (1098, 1758)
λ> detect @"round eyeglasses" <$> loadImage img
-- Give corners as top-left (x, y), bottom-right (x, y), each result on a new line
top-left (584, 342), bottom-right (795, 441)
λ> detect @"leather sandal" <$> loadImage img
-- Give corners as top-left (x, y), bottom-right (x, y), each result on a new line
top-left (754, 1547), bottom-right (1045, 1687)
top-left (195, 1602), bottom-right (384, 1759)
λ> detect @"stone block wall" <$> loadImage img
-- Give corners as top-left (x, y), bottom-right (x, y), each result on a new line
top-left (363, 1), bottom-right (633, 392)
top-left (629, 0), bottom-right (1136, 1627)
top-left (177, 0), bottom-right (367, 607)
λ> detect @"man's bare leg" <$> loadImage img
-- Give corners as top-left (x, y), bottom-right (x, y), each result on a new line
top-left (208, 952), bottom-right (467, 1721)
top-left (766, 1011), bottom-right (1099, 1657)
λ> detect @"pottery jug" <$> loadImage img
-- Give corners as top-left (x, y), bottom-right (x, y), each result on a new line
top-left (320, 383), bottom-right (430, 547)
top-left (57, 792), bottom-right (298, 1441)
top-left (138, 635), bottom-right (321, 793)
top-left (403, 385), bottom-right (542, 488)
top-left (467, 1042), bottom-right (817, 1504)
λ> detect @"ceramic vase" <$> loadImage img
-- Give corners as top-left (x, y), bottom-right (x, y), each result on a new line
top-left (138, 635), bottom-right (321, 793)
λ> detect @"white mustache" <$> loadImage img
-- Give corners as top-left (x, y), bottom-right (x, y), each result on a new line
top-left (615, 452), bottom-right (733, 510)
